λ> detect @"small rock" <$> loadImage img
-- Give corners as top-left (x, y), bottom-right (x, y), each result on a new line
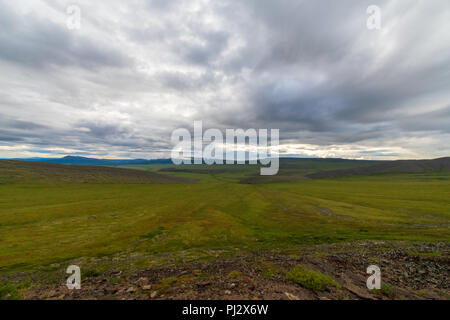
top-left (47, 290), bottom-right (57, 298)
top-left (126, 287), bottom-right (135, 293)
top-left (137, 277), bottom-right (148, 283)
top-left (284, 292), bottom-right (300, 300)
top-left (225, 290), bottom-right (232, 295)
top-left (150, 291), bottom-right (158, 298)
top-left (142, 285), bottom-right (152, 290)
top-left (197, 281), bottom-right (211, 287)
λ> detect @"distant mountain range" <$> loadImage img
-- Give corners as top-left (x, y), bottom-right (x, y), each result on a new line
top-left (9, 156), bottom-right (173, 166)
top-left (8, 155), bottom-right (315, 166)
top-left (6, 156), bottom-right (450, 179)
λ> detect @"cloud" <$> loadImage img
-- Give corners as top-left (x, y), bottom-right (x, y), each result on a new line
top-left (0, 0), bottom-right (449, 159)
top-left (0, 1), bottom-right (131, 70)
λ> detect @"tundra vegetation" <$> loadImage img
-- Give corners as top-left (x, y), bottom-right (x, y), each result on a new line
top-left (0, 158), bottom-right (448, 299)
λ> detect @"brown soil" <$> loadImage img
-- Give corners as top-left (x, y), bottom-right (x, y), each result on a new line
top-left (21, 241), bottom-right (449, 300)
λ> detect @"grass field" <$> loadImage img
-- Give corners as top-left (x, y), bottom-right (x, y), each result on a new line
top-left (1, 160), bottom-right (449, 282)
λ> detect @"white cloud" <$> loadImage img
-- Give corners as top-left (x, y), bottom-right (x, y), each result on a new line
top-left (0, 0), bottom-right (449, 159)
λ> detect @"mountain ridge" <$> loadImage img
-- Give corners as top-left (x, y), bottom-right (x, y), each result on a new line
top-left (0, 159), bottom-right (194, 184)
top-left (306, 157), bottom-right (450, 179)
top-left (8, 156), bottom-right (173, 166)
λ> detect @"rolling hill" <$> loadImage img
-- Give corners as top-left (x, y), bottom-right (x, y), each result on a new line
top-left (0, 160), bottom-right (194, 184)
top-left (306, 157), bottom-right (450, 179)
top-left (10, 156), bottom-right (173, 166)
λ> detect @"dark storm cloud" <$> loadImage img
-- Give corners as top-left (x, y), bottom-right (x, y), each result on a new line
top-left (0, 118), bottom-right (48, 130)
top-left (75, 120), bottom-right (133, 140)
top-left (0, 2), bottom-right (131, 70)
top-left (398, 106), bottom-right (450, 134)
top-left (0, 117), bottom-right (50, 143)
top-left (209, 0), bottom-right (450, 149)
top-left (159, 71), bottom-right (223, 91)
top-left (177, 30), bottom-right (230, 66)
top-left (0, 0), bottom-right (449, 159)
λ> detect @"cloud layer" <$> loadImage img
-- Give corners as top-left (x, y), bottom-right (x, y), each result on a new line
top-left (1, 0), bottom-right (449, 159)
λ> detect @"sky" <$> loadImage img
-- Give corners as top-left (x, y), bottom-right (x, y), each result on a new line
top-left (0, 0), bottom-right (449, 160)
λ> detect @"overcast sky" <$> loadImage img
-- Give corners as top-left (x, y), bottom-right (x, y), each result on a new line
top-left (0, 0), bottom-right (449, 159)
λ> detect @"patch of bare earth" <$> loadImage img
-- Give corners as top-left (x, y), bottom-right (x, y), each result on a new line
top-left (22, 241), bottom-right (449, 300)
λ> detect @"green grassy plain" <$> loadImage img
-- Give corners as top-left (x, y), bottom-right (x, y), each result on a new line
top-left (0, 160), bottom-right (449, 280)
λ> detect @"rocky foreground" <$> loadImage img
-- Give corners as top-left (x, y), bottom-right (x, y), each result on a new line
top-left (22, 241), bottom-right (449, 300)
